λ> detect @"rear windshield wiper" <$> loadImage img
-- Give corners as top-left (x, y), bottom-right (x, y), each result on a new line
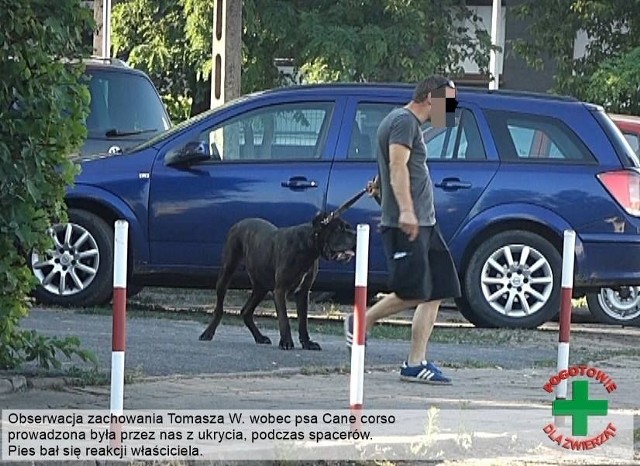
top-left (105, 128), bottom-right (158, 138)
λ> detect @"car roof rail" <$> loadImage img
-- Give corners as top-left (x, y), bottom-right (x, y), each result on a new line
top-left (459, 87), bottom-right (579, 102)
top-left (87, 55), bottom-right (130, 68)
top-left (263, 82), bottom-right (579, 102)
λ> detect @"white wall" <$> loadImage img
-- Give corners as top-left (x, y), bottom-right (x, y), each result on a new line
top-left (573, 29), bottom-right (590, 60)
top-left (457, 5), bottom-right (506, 75)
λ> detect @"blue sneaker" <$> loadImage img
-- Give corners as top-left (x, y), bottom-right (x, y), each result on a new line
top-left (400, 360), bottom-right (452, 385)
top-left (344, 314), bottom-right (367, 349)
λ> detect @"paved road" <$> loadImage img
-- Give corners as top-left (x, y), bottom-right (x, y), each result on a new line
top-left (19, 308), bottom-right (558, 376)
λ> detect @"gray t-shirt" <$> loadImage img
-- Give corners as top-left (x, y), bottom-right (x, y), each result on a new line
top-left (376, 107), bottom-right (436, 228)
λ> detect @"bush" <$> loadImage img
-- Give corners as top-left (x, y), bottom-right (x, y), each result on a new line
top-left (584, 47), bottom-right (640, 116)
top-left (0, 0), bottom-right (97, 369)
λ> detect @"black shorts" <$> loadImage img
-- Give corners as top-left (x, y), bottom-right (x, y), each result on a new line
top-left (381, 224), bottom-right (462, 301)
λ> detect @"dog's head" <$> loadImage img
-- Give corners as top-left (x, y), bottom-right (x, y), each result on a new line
top-left (312, 213), bottom-right (357, 262)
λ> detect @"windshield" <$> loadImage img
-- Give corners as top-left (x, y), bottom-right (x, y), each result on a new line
top-left (591, 108), bottom-right (640, 168)
top-left (128, 93), bottom-right (253, 152)
top-left (85, 69), bottom-right (171, 138)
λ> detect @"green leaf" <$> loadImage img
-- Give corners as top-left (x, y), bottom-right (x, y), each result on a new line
top-left (0, 0), bottom-right (95, 371)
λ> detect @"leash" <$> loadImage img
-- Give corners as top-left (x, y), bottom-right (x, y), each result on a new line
top-left (325, 188), bottom-right (368, 223)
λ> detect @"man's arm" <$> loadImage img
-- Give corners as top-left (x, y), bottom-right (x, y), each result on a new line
top-left (388, 143), bottom-right (414, 214)
top-left (389, 143), bottom-right (419, 240)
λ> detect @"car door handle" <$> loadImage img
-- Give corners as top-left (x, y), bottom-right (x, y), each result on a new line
top-left (435, 178), bottom-right (472, 191)
top-left (281, 177), bottom-right (318, 190)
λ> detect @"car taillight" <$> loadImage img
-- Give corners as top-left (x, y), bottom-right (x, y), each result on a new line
top-left (597, 170), bottom-right (640, 216)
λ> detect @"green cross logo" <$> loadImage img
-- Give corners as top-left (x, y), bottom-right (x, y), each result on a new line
top-left (552, 380), bottom-right (608, 436)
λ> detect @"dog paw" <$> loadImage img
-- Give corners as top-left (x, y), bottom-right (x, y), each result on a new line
top-left (255, 335), bottom-right (272, 345)
top-left (278, 339), bottom-right (295, 350)
top-left (301, 340), bottom-right (322, 351)
top-left (199, 331), bottom-right (214, 341)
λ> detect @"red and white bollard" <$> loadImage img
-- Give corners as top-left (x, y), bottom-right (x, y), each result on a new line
top-left (556, 230), bottom-right (575, 423)
top-left (350, 224), bottom-right (370, 429)
top-left (111, 220), bottom-right (128, 443)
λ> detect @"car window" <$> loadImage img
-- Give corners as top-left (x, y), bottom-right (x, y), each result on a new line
top-left (623, 132), bottom-right (640, 154)
top-left (422, 109), bottom-right (487, 160)
top-left (506, 124), bottom-right (567, 159)
top-left (85, 69), bottom-right (171, 137)
top-left (592, 110), bottom-right (640, 168)
top-left (485, 110), bottom-right (596, 163)
top-left (347, 102), bottom-right (401, 160)
top-left (198, 102), bottom-right (334, 162)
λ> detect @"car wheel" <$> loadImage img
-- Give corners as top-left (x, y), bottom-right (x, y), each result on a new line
top-left (463, 231), bottom-right (560, 328)
top-left (127, 284), bottom-right (144, 299)
top-left (31, 209), bottom-right (114, 307)
top-left (454, 295), bottom-right (493, 327)
top-left (586, 287), bottom-right (640, 326)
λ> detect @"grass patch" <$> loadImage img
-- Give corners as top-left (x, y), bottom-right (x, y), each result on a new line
top-left (64, 365), bottom-right (145, 387)
top-left (64, 366), bottom-right (109, 386)
top-left (310, 320), bottom-right (549, 346)
top-left (530, 359), bottom-right (557, 368)
top-left (299, 364), bottom-right (350, 376)
top-left (571, 347), bottom-right (640, 364)
top-left (441, 360), bottom-right (501, 369)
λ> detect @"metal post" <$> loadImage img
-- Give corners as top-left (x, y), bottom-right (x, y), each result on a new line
top-left (489, 0), bottom-right (501, 90)
top-left (111, 222), bottom-right (128, 409)
top-left (102, 0), bottom-right (112, 58)
top-left (555, 229), bottom-right (576, 426)
top-left (349, 224), bottom-right (370, 431)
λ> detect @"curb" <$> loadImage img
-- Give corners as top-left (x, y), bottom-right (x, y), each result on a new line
top-left (0, 365), bottom-right (401, 395)
top-left (0, 375), bottom-right (70, 395)
top-left (126, 299), bottom-right (462, 328)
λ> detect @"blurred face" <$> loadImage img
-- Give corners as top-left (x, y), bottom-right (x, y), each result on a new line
top-left (428, 85), bottom-right (458, 128)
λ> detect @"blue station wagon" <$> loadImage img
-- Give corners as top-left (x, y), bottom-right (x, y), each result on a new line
top-left (30, 84), bottom-right (640, 328)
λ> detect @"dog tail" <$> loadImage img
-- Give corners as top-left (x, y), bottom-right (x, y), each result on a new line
top-left (217, 226), bottom-right (244, 287)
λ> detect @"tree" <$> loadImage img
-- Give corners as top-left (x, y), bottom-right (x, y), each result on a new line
top-left (0, 0), bottom-right (97, 369)
top-left (286, 0), bottom-right (494, 84)
top-left (111, 0), bottom-right (196, 121)
top-left (513, 0), bottom-right (640, 114)
top-left (112, 0), bottom-right (495, 121)
top-left (584, 47), bottom-right (640, 115)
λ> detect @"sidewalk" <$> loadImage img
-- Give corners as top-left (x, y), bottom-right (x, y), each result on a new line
top-left (2, 358), bottom-right (639, 464)
top-left (5, 356), bottom-right (640, 410)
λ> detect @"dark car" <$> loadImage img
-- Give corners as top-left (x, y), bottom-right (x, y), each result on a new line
top-left (79, 57), bottom-right (172, 156)
top-left (30, 83), bottom-right (640, 328)
top-left (583, 113), bottom-right (640, 325)
top-left (611, 113), bottom-right (640, 156)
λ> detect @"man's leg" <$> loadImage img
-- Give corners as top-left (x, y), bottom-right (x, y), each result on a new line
top-left (365, 293), bottom-right (422, 331)
top-left (345, 292), bottom-right (421, 348)
top-left (400, 298), bottom-right (451, 384)
top-left (407, 299), bottom-right (440, 365)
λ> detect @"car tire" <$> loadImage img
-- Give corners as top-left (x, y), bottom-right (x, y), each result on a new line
top-left (31, 209), bottom-right (114, 307)
top-left (586, 287), bottom-right (640, 326)
top-left (463, 230), bottom-right (561, 328)
top-left (454, 295), bottom-right (493, 327)
top-left (127, 283), bottom-right (144, 299)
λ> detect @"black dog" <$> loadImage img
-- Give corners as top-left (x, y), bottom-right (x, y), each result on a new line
top-left (199, 213), bottom-right (356, 350)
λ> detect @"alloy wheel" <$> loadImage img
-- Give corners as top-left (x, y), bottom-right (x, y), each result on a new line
top-left (480, 244), bottom-right (554, 318)
top-left (31, 222), bottom-right (100, 297)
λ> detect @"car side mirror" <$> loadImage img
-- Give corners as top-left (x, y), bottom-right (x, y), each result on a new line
top-left (165, 141), bottom-right (211, 167)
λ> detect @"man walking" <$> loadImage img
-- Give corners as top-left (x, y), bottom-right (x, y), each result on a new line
top-left (345, 75), bottom-right (461, 385)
